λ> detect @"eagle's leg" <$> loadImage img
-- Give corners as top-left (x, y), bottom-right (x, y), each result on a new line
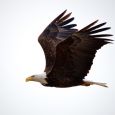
top-left (82, 80), bottom-right (108, 87)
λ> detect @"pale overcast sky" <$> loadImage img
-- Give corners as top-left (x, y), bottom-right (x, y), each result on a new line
top-left (0, 0), bottom-right (115, 115)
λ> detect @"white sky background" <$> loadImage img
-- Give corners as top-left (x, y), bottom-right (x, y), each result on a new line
top-left (0, 0), bottom-right (115, 115)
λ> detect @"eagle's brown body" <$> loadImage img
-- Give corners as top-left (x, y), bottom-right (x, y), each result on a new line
top-left (26, 10), bottom-right (112, 88)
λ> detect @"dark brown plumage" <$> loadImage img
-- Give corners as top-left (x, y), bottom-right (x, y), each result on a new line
top-left (26, 10), bottom-right (113, 88)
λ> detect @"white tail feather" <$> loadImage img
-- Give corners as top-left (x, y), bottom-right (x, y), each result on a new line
top-left (82, 80), bottom-right (108, 87)
top-left (92, 82), bottom-right (108, 87)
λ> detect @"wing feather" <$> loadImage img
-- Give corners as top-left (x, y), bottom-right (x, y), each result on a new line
top-left (86, 22), bottom-right (107, 32)
top-left (58, 17), bottom-right (75, 26)
top-left (38, 10), bottom-right (77, 74)
top-left (80, 20), bottom-right (98, 32)
top-left (89, 27), bottom-right (111, 34)
top-left (57, 12), bottom-right (72, 24)
top-left (47, 21), bottom-right (112, 82)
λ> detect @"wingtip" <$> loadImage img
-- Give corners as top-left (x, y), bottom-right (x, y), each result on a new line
top-left (64, 9), bottom-right (72, 14)
top-left (96, 19), bottom-right (99, 22)
top-left (68, 12), bottom-right (72, 17)
top-left (64, 9), bottom-right (67, 13)
top-left (61, 9), bottom-right (67, 15)
top-left (94, 20), bottom-right (99, 24)
top-left (104, 22), bottom-right (107, 24)
top-left (52, 9), bottom-right (67, 23)
top-left (79, 20), bottom-right (99, 32)
top-left (89, 19), bottom-right (99, 24)
top-left (62, 9), bottom-right (67, 15)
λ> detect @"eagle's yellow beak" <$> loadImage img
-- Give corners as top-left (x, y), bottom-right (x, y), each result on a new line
top-left (26, 76), bottom-right (33, 82)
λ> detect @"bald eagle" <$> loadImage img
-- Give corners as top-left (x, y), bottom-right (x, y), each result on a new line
top-left (26, 10), bottom-right (113, 88)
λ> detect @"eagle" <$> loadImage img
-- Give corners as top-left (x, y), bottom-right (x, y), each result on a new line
top-left (26, 10), bottom-right (112, 88)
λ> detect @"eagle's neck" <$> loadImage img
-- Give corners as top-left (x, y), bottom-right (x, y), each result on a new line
top-left (34, 72), bottom-right (48, 85)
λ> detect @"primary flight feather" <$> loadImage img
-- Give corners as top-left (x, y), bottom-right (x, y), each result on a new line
top-left (26, 10), bottom-right (113, 88)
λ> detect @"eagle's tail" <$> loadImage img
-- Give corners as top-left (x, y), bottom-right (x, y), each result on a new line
top-left (82, 80), bottom-right (108, 87)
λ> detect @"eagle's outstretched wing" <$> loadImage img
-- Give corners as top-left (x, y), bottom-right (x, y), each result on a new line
top-left (47, 20), bottom-right (112, 83)
top-left (38, 10), bottom-right (77, 74)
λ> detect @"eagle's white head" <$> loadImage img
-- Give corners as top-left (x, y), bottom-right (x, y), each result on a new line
top-left (25, 72), bottom-right (48, 85)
